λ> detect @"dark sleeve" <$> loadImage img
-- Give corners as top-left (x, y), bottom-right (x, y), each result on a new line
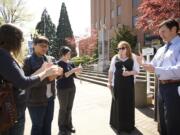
top-left (23, 57), bottom-right (32, 76)
top-left (57, 61), bottom-right (66, 78)
top-left (0, 51), bottom-right (40, 89)
top-left (70, 63), bottom-right (76, 78)
top-left (23, 56), bottom-right (50, 85)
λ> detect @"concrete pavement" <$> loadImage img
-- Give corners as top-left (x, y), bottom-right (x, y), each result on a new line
top-left (24, 79), bottom-right (159, 135)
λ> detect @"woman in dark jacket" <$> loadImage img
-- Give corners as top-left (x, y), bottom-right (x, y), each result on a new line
top-left (0, 24), bottom-right (62, 135)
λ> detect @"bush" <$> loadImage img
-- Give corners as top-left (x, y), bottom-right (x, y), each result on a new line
top-left (71, 55), bottom-right (93, 66)
top-left (110, 25), bottom-right (137, 55)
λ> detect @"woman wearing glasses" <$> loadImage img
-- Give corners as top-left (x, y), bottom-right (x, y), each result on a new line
top-left (107, 41), bottom-right (139, 134)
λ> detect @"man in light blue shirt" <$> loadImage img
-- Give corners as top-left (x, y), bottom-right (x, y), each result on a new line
top-left (138, 19), bottom-right (180, 135)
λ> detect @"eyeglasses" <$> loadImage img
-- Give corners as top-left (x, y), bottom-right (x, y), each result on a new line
top-left (117, 47), bottom-right (126, 51)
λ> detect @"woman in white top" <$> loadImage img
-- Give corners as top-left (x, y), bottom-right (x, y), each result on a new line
top-left (107, 41), bottom-right (139, 134)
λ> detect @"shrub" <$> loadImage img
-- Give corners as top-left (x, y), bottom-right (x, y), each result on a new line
top-left (71, 55), bottom-right (93, 66)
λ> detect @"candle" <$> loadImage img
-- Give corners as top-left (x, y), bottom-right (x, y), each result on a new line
top-left (122, 65), bottom-right (126, 72)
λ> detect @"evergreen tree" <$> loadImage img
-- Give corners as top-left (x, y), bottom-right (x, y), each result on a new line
top-left (110, 25), bottom-right (137, 55)
top-left (56, 2), bottom-right (76, 58)
top-left (35, 9), bottom-right (56, 57)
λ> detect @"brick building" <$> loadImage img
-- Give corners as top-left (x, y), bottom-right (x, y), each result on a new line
top-left (91, 0), bottom-right (143, 71)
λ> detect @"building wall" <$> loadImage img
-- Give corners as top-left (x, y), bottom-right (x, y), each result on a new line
top-left (91, 0), bottom-right (144, 58)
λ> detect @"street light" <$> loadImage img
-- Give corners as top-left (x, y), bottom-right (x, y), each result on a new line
top-left (43, 9), bottom-right (47, 36)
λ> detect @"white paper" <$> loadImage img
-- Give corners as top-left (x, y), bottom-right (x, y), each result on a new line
top-left (178, 86), bottom-right (180, 96)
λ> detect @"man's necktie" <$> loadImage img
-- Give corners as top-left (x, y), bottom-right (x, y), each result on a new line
top-left (159, 42), bottom-right (171, 67)
top-left (164, 42), bottom-right (171, 53)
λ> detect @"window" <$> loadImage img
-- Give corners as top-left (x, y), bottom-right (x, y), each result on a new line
top-left (117, 5), bottom-right (121, 16)
top-left (117, 23), bottom-right (122, 28)
top-left (96, 21), bottom-right (99, 28)
top-left (132, 16), bottom-right (138, 27)
top-left (132, 0), bottom-right (140, 7)
top-left (111, 10), bottom-right (115, 18)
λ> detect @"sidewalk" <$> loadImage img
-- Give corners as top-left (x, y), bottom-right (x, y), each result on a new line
top-left (25, 79), bottom-right (159, 135)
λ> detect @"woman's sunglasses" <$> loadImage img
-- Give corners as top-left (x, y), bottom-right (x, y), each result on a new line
top-left (117, 47), bottom-right (126, 51)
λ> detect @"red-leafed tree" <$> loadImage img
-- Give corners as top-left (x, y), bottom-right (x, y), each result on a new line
top-left (66, 28), bottom-right (98, 57)
top-left (136, 0), bottom-right (180, 32)
top-left (78, 29), bottom-right (97, 56)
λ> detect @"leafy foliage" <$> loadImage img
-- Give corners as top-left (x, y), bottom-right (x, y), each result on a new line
top-left (35, 9), bottom-right (56, 57)
top-left (71, 55), bottom-right (93, 66)
top-left (136, 0), bottom-right (180, 32)
top-left (0, 0), bottom-right (32, 24)
top-left (56, 2), bottom-right (76, 58)
top-left (110, 25), bottom-right (137, 55)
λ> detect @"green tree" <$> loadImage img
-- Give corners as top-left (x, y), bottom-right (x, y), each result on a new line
top-left (56, 2), bottom-right (76, 59)
top-left (110, 25), bottom-right (137, 55)
top-left (0, 0), bottom-right (32, 24)
top-left (35, 9), bottom-right (56, 57)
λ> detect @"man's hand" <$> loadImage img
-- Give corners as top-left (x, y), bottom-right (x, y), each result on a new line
top-left (136, 53), bottom-right (145, 66)
top-left (142, 64), bottom-right (155, 73)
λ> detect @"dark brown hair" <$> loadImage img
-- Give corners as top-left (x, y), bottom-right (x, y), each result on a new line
top-left (33, 36), bottom-right (49, 45)
top-left (59, 46), bottom-right (71, 56)
top-left (159, 19), bottom-right (179, 33)
top-left (0, 24), bottom-right (23, 56)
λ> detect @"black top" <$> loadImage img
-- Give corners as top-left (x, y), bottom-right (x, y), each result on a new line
top-left (0, 48), bottom-right (41, 106)
top-left (114, 57), bottom-right (134, 89)
top-left (56, 60), bottom-right (76, 90)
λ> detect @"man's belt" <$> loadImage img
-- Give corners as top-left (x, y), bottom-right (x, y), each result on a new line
top-left (159, 80), bottom-right (180, 84)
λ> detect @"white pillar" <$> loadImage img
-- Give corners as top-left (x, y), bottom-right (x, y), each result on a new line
top-left (76, 40), bottom-right (80, 57)
top-left (102, 27), bottom-right (105, 61)
top-left (146, 55), bottom-right (150, 93)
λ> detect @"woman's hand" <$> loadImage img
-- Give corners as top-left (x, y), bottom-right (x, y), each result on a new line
top-left (48, 67), bottom-right (63, 81)
top-left (45, 65), bottom-right (62, 77)
top-left (107, 82), bottom-right (112, 90)
top-left (122, 71), bottom-right (131, 77)
top-left (73, 67), bottom-right (82, 74)
top-left (41, 62), bottom-right (53, 70)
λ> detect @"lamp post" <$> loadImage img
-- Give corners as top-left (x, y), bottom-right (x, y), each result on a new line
top-left (43, 9), bottom-right (47, 37)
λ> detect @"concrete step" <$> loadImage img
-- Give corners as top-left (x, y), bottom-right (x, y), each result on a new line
top-left (77, 76), bottom-right (107, 87)
top-left (79, 67), bottom-right (156, 88)
top-left (79, 74), bottom-right (108, 82)
top-left (82, 69), bottom-right (108, 75)
top-left (81, 71), bottom-right (108, 77)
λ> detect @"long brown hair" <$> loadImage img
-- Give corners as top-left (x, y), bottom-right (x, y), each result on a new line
top-left (117, 41), bottom-right (132, 59)
top-left (0, 24), bottom-right (23, 57)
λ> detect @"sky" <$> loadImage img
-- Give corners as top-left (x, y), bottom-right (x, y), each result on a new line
top-left (24, 0), bottom-right (90, 38)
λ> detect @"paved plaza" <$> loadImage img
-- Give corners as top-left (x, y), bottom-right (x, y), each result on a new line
top-left (25, 79), bottom-right (159, 135)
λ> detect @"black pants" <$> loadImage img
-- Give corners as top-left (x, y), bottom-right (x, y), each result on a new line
top-left (158, 83), bottom-right (180, 135)
top-left (57, 87), bottom-right (76, 131)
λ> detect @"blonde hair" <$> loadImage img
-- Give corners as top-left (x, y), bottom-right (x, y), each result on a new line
top-left (117, 41), bottom-right (132, 59)
top-left (11, 43), bottom-right (28, 66)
